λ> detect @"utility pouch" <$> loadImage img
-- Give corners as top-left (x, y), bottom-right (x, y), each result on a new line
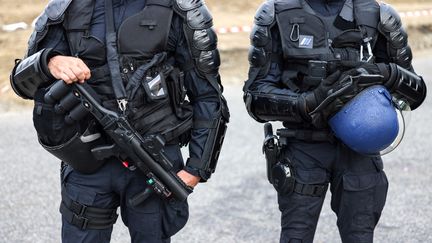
top-left (39, 123), bottom-right (108, 174)
top-left (143, 73), bottom-right (168, 101)
top-left (34, 83), bottom-right (109, 174)
top-left (303, 60), bottom-right (327, 87)
top-left (272, 159), bottom-right (296, 195)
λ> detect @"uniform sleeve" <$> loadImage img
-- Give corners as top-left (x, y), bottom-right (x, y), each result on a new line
top-left (10, 20), bottom-right (70, 99)
top-left (245, 27), bottom-right (310, 124)
top-left (169, 15), bottom-right (224, 180)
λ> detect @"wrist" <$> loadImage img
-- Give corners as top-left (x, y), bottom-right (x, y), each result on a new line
top-left (297, 93), bottom-right (313, 122)
top-left (41, 48), bottom-right (62, 81)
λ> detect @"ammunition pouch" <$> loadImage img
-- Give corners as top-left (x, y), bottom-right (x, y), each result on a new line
top-left (33, 85), bottom-right (108, 174)
top-left (120, 53), bottom-right (193, 144)
top-left (272, 159), bottom-right (296, 195)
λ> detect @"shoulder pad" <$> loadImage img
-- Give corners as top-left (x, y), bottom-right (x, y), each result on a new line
top-left (254, 0), bottom-right (275, 26)
top-left (274, 0), bottom-right (301, 13)
top-left (248, 1), bottom-right (277, 80)
top-left (174, 0), bottom-right (219, 76)
top-left (186, 5), bottom-right (213, 29)
top-left (378, 3), bottom-right (412, 69)
top-left (34, 0), bottom-right (72, 32)
top-left (176, 0), bottom-right (202, 11)
top-left (28, 0), bottom-right (71, 55)
top-left (378, 2), bottom-right (402, 32)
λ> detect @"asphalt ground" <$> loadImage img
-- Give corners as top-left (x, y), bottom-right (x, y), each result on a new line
top-left (0, 55), bottom-right (431, 242)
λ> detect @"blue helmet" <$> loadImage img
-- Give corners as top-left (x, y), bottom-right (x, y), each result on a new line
top-left (329, 85), bottom-right (399, 155)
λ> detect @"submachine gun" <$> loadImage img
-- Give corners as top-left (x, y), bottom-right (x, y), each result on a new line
top-left (44, 80), bottom-right (193, 205)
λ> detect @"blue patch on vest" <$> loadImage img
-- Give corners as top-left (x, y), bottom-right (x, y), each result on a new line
top-left (299, 35), bottom-right (313, 49)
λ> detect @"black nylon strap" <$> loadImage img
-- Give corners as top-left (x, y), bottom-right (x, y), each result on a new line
top-left (60, 203), bottom-right (118, 230)
top-left (60, 187), bottom-right (118, 230)
top-left (105, 0), bottom-right (127, 102)
top-left (161, 116), bottom-right (193, 142)
top-left (276, 128), bottom-right (333, 142)
top-left (147, 0), bottom-right (172, 7)
top-left (294, 182), bottom-right (328, 197)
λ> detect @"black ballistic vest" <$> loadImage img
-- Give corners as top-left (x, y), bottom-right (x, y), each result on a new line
top-left (63, 0), bottom-right (193, 143)
top-left (275, 0), bottom-right (380, 91)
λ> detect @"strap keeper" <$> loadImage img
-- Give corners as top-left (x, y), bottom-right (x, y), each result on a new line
top-left (70, 201), bottom-right (87, 216)
top-left (71, 214), bottom-right (89, 230)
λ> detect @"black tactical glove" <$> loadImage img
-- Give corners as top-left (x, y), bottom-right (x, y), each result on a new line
top-left (309, 64), bottom-right (385, 128)
top-left (302, 70), bottom-right (343, 113)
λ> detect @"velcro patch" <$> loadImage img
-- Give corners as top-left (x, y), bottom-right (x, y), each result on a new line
top-left (299, 35), bottom-right (313, 49)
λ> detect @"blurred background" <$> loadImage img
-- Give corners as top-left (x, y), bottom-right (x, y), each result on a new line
top-left (2, 0), bottom-right (432, 107)
top-left (1, 0), bottom-right (432, 242)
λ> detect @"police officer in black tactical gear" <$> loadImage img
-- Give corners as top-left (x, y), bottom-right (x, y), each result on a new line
top-left (244, 0), bottom-right (427, 242)
top-left (10, 0), bottom-right (229, 242)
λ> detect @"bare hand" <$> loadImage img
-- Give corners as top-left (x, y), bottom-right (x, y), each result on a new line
top-left (177, 170), bottom-right (200, 188)
top-left (48, 55), bottom-right (91, 84)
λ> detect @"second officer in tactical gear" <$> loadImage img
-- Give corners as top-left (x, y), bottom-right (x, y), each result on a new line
top-left (244, 0), bottom-right (427, 242)
top-left (10, 0), bottom-right (229, 242)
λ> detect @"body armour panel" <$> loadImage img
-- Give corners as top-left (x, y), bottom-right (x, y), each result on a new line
top-left (245, 0), bottom-right (275, 90)
top-left (61, 0), bottom-right (193, 143)
top-left (378, 3), bottom-right (413, 69)
top-left (117, 4), bottom-right (174, 59)
top-left (245, 91), bottom-right (307, 123)
top-left (27, 0), bottom-right (72, 56)
top-left (249, 0), bottom-right (275, 68)
top-left (174, 0), bottom-right (220, 77)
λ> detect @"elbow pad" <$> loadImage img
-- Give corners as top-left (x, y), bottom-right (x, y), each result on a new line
top-left (10, 48), bottom-right (55, 99)
top-left (244, 91), bottom-right (308, 123)
top-left (385, 63), bottom-right (427, 110)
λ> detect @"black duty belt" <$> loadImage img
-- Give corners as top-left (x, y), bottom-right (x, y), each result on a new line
top-left (277, 128), bottom-right (334, 142)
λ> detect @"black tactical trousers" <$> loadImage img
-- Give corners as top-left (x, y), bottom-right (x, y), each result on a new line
top-left (277, 140), bottom-right (388, 243)
top-left (60, 145), bottom-right (189, 243)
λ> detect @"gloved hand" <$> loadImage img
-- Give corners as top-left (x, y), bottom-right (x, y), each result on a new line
top-left (338, 61), bottom-right (389, 86)
top-left (308, 62), bottom-right (387, 128)
top-left (303, 70), bottom-right (343, 112)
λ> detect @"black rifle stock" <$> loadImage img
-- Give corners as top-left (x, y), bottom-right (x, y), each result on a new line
top-left (46, 81), bottom-right (193, 204)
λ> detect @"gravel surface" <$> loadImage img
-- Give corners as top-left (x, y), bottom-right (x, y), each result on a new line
top-left (0, 56), bottom-right (431, 243)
